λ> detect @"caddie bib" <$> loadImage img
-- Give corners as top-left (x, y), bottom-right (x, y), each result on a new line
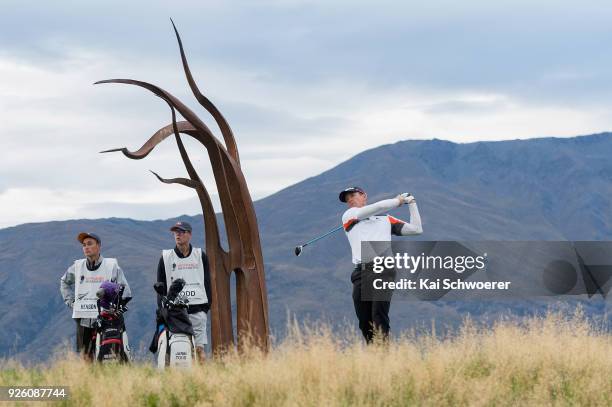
top-left (162, 248), bottom-right (207, 305)
top-left (72, 258), bottom-right (117, 319)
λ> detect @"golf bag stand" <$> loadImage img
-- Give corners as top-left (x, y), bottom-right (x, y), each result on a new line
top-left (93, 282), bottom-right (131, 363)
top-left (152, 279), bottom-right (197, 369)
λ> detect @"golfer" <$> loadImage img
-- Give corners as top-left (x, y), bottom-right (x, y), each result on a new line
top-left (60, 232), bottom-right (132, 359)
top-left (156, 221), bottom-right (211, 362)
top-left (340, 187), bottom-right (423, 343)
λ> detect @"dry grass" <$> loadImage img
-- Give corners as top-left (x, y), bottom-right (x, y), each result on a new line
top-left (1, 310), bottom-right (611, 406)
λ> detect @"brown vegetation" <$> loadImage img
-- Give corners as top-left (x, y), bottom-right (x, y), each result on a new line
top-left (1, 311), bottom-right (610, 406)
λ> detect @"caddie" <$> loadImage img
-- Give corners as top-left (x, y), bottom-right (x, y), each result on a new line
top-left (60, 232), bottom-right (132, 359)
top-left (156, 221), bottom-right (211, 362)
top-left (340, 187), bottom-right (423, 343)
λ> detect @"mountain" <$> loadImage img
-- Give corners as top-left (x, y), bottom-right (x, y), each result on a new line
top-left (1, 133), bottom-right (611, 361)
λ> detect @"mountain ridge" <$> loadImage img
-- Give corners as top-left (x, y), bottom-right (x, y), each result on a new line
top-left (2, 132), bottom-right (611, 361)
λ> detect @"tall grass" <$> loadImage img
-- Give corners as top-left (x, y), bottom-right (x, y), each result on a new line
top-left (1, 310), bottom-right (610, 406)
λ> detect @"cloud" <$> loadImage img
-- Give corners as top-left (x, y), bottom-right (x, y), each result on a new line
top-left (421, 96), bottom-right (509, 115)
top-left (1, 1), bottom-right (612, 227)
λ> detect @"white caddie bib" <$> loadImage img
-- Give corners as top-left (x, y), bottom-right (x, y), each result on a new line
top-left (162, 248), bottom-right (208, 305)
top-left (72, 258), bottom-right (117, 319)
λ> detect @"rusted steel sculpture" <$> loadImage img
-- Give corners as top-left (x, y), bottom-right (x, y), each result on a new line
top-left (96, 21), bottom-right (269, 354)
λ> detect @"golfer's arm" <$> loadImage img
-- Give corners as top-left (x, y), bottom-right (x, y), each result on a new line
top-left (350, 198), bottom-right (400, 220)
top-left (400, 203), bottom-right (423, 235)
top-left (59, 265), bottom-right (75, 303)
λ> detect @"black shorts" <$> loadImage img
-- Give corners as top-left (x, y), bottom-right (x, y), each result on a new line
top-left (75, 320), bottom-right (95, 357)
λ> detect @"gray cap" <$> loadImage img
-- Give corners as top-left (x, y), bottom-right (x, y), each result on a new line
top-left (170, 221), bottom-right (192, 232)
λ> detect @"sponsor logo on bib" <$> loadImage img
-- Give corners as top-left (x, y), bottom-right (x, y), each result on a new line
top-left (177, 263), bottom-right (198, 270)
top-left (85, 277), bottom-right (105, 284)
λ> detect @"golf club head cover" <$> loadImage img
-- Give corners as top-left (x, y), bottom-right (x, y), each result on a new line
top-left (167, 278), bottom-right (186, 301)
top-left (97, 281), bottom-right (122, 309)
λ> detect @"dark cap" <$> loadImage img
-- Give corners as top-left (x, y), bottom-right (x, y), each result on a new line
top-left (170, 221), bottom-right (192, 233)
top-left (77, 232), bottom-right (101, 245)
top-left (339, 186), bottom-right (366, 202)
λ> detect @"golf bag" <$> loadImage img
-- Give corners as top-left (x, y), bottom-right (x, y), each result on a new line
top-left (92, 281), bottom-right (130, 364)
top-left (149, 278), bottom-right (197, 369)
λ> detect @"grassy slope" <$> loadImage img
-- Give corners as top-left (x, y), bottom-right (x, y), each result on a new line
top-left (1, 311), bottom-right (611, 406)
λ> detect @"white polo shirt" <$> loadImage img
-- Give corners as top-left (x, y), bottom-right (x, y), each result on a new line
top-left (342, 198), bottom-right (422, 264)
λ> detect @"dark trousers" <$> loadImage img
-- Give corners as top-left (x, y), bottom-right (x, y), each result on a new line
top-left (351, 264), bottom-right (394, 343)
top-left (75, 320), bottom-right (95, 360)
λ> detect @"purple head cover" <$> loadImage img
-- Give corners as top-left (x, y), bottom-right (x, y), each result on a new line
top-left (96, 281), bottom-right (122, 309)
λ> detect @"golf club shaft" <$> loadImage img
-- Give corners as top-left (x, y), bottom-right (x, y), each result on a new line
top-left (302, 225), bottom-right (343, 247)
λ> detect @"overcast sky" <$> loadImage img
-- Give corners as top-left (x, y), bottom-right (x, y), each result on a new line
top-left (1, 0), bottom-right (612, 228)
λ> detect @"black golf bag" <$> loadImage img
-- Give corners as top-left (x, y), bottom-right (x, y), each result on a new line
top-left (93, 282), bottom-right (130, 363)
top-left (149, 278), bottom-right (196, 369)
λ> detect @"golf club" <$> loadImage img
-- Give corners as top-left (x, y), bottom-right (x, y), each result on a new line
top-left (295, 225), bottom-right (344, 256)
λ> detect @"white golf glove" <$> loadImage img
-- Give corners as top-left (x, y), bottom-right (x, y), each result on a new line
top-left (397, 193), bottom-right (416, 205)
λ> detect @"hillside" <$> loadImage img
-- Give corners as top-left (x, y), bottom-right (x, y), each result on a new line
top-left (1, 133), bottom-right (612, 361)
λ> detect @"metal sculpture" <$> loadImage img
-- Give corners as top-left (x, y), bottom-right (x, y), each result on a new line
top-left (96, 20), bottom-right (269, 354)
